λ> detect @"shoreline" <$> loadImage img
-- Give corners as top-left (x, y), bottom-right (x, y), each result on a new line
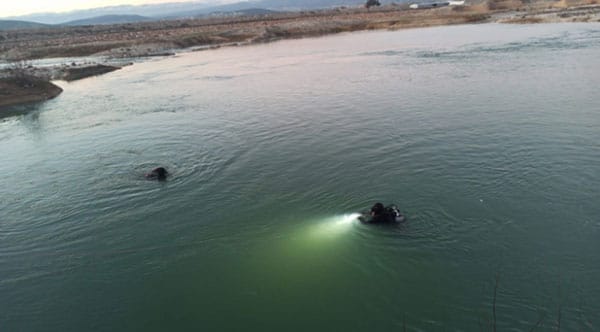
top-left (1, 6), bottom-right (493, 62)
top-left (1, 2), bottom-right (599, 110)
top-left (0, 64), bottom-right (122, 110)
top-left (3, 3), bottom-right (600, 62)
top-left (0, 76), bottom-right (63, 109)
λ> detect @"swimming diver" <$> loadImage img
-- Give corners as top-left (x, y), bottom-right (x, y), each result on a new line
top-left (360, 202), bottom-right (404, 223)
top-left (145, 167), bottom-right (168, 181)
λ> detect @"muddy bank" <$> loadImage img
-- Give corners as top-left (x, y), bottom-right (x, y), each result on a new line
top-left (0, 64), bottom-right (121, 109)
top-left (0, 77), bottom-right (63, 108)
top-left (61, 64), bottom-right (121, 81)
top-left (0, 63), bottom-right (122, 81)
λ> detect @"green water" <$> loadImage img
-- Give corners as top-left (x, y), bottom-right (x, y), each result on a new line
top-left (1, 23), bottom-right (600, 331)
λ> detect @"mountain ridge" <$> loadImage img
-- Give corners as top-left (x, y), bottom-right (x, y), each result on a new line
top-left (62, 14), bottom-right (153, 26)
top-left (0, 20), bottom-right (52, 30)
top-left (1, 0), bottom-right (376, 25)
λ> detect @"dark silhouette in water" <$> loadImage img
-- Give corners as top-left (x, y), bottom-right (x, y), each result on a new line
top-left (146, 167), bottom-right (168, 180)
top-left (359, 202), bottom-right (405, 223)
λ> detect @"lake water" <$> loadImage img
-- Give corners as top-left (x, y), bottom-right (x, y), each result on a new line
top-left (1, 23), bottom-right (599, 331)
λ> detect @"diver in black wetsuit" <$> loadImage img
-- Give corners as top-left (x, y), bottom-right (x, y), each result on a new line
top-left (369, 202), bottom-right (387, 223)
top-left (146, 167), bottom-right (168, 181)
top-left (364, 202), bottom-right (402, 223)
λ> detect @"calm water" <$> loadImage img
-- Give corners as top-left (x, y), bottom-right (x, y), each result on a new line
top-left (1, 23), bottom-right (600, 331)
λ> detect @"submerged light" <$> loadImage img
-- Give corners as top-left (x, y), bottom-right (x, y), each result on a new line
top-left (336, 213), bottom-right (362, 225)
top-left (306, 213), bottom-right (361, 239)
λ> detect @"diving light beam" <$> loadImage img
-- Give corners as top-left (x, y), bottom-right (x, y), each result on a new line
top-left (305, 213), bottom-right (361, 240)
top-left (336, 213), bottom-right (362, 225)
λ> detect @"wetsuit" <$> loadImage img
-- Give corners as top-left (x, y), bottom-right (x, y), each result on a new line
top-left (364, 203), bottom-right (399, 223)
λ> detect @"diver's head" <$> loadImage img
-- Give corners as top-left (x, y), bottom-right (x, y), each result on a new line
top-left (371, 202), bottom-right (384, 215)
top-left (146, 167), bottom-right (168, 180)
top-left (154, 167), bottom-right (167, 180)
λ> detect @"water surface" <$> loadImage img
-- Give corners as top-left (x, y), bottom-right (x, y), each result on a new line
top-left (1, 23), bottom-right (600, 331)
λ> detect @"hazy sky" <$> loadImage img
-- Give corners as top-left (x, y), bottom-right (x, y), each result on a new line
top-left (1, 0), bottom-right (216, 17)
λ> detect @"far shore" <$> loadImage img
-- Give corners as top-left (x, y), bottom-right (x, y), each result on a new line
top-left (1, 0), bottom-right (599, 110)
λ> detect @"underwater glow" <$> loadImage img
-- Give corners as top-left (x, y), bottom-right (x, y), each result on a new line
top-left (336, 213), bottom-right (362, 225)
top-left (306, 213), bottom-right (361, 239)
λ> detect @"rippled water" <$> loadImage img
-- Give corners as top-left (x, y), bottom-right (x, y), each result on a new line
top-left (1, 23), bottom-right (600, 331)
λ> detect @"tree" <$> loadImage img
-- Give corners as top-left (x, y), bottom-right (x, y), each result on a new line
top-left (365, 0), bottom-right (381, 8)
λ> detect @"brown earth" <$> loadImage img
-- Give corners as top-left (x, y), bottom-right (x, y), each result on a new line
top-left (0, 76), bottom-right (63, 108)
top-left (0, 64), bottom-right (121, 109)
top-left (62, 64), bottom-right (121, 81)
top-left (0, 6), bottom-right (494, 61)
top-left (1, 3), bottom-right (599, 62)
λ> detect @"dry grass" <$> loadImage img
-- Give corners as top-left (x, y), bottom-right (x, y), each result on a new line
top-left (466, 3), bottom-right (494, 13)
top-left (501, 16), bottom-right (546, 22)
top-left (554, 0), bottom-right (570, 8)
top-left (488, 0), bottom-right (525, 10)
top-left (555, 0), bottom-right (599, 6)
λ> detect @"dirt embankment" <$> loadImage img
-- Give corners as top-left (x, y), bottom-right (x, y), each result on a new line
top-left (2, 3), bottom-right (599, 62)
top-left (0, 64), bottom-right (121, 109)
top-left (0, 76), bottom-right (63, 108)
top-left (498, 3), bottom-right (600, 23)
top-left (61, 64), bottom-right (121, 81)
top-left (0, 6), bottom-right (493, 61)
top-left (464, 0), bottom-right (600, 22)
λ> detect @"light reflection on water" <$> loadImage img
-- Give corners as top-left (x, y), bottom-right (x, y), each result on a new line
top-left (305, 213), bottom-right (361, 239)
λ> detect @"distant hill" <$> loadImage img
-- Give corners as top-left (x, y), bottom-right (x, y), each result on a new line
top-left (163, 0), bottom-right (368, 18)
top-left (1, 1), bottom-right (231, 24)
top-left (62, 15), bottom-right (153, 26)
top-left (2, 0), bottom-right (389, 26)
top-left (253, 0), bottom-right (368, 10)
top-left (0, 0), bottom-right (380, 25)
top-left (174, 7), bottom-right (280, 19)
top-left (0, 20), bottom-right (51, 30)
top-left (224, 8), bottom-right (280, 15)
